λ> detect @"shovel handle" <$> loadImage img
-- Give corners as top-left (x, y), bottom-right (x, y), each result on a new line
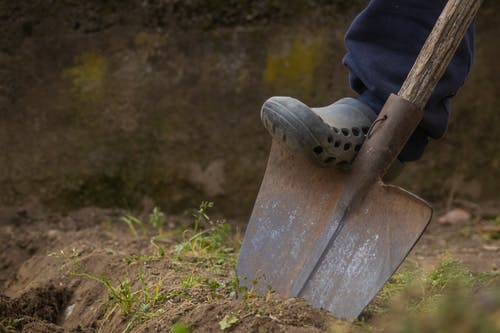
top-left (399, 0), bottom-right (482, 109)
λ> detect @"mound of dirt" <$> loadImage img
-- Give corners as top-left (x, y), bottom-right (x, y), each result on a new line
top-left (0, 203), bottom-right (498, 332)
top-left (0, 205), bottom-right (344, 332)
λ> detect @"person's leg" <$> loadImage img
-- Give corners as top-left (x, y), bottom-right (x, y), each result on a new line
top-left (343, 0), bottom-right (474, 161)
top-left (261, 0), bottom-right (474, 167)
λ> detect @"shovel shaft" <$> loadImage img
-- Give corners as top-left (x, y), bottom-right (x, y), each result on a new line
top-left (399, 0), bottom-right (482, 109)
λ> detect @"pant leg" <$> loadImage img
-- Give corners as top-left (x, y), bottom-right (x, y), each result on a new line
top-left (342, 0), bottom-right (475, 162)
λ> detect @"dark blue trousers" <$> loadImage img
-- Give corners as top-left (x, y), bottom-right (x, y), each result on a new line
top-left (343, 0), bottom-right (474, 161)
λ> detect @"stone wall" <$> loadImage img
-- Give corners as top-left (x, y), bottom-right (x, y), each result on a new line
top-left (1, 1), bottom-right (498, 217)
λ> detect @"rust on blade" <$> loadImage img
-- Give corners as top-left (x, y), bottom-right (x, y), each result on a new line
top-left (236, 142), bottom-right (347, 296)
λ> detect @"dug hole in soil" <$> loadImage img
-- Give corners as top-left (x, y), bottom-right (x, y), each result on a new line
top-left (0, 200), bottom-right (499, 332)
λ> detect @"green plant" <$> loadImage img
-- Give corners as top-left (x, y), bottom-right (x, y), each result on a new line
top-left (49, 247), bottom-right (84, 273)
top-left (51, 248), bottom-right (168, 333)
top-left (49, 248), bottom-right (134, 316)
top-left (121, 215), bottom-right (146, 238)
top-left (0, 318), bottom-right (23, 331)
top-left (219, 314), bottom-right (239, 330)
top-left (149, 207), bottom-right (166, 235)
top-left (171, 322), bottom-right (192, 333)
top-left (358, 258), bottom-right (500, 333)
top-left (121, 207), bottom-right (167, 238)
top-left (227, 274), bottom-right (248, 299)
top-left (427, 260), bottom-right (473, 291)
top-left (364, 262), bottom-right (424, 315)
top-left (121, 267), bottom-right (166, 332)
top-left (122, 239), bottom-right (165, 265)
top-left (72, 267), bottom-right (168, 333)
top-left (72, 271), bottom-right (135, 316)
top-left (181, 273), bottom-right (203, 289)
top-left (193, 201), bottom-right (213, 232)
top-left (174, 201), bottom-right (235, 267)
top-left (490, 215), bottom-right (500, 225)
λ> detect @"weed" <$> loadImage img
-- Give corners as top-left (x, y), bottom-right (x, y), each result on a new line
top-left (375, 282), bottom-right (500, 333)
top-left (219, 314), bottom-right (239, 330)
top-left (490, 215), bottom-right (500, 225)
top-left (228, 274), bottom-right (248, 298)
top-left (51, 247), bottom-right (136, 317)
top-left (192, 201), bottom-right (213, 232)
top-left (427, 260), bottom-right (473, 291)
top-left (174, 201), bottom-right (236, 268)
top-left (123, 239), bottom-right (165, 265)
top-left (363, 261), bottom-right (424, 316)
top-left (51, 247), bottom-right (168, 333)
top-left (122, 254), bottom-right (157, 265)
top-left (72, 271), bottom-right (136, 316)
top-left (204, 277), bottom-right (221, 291)
top-left (164, 290), bottom-right (190, 301)
top-left (124, 305), bottom-right (165, 333)
top-left (74, 267), bottom-right (167, 333)
top-left (149, 207), bottom-right (166, 235)
top-left (181, 273), bottom-right (203, 289)
top-left (359, 258), bottom-right (500, 332)
top-left (150, 238), bottom-right (166, 258)
top-left (171, 322), bottom-right (192, 333)
top-left (121, 215), bottom-right (146, 238)
top-left (121, 207), bottom-right (167, 238)
top-left (121, 267), bottom-right (166, 332)
top-left (0, 318), bottom-right (23, 331)
top-left (49, 247), bottom-right (84, 272)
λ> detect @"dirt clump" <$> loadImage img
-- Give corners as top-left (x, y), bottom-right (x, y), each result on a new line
top-left (159, 298), bottom-right (333, 333)
top-left (0, 285), bottom-right (71, 332)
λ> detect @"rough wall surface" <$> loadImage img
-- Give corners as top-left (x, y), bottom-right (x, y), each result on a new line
top-left (0, 1), bottom-right (498, 217)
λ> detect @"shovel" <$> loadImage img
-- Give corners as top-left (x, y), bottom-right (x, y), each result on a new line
top-left (236, 0), bottom-right (482, 320)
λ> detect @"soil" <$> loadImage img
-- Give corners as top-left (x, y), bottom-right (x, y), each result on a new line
top-left (0, 200), bottom-right (498, 332)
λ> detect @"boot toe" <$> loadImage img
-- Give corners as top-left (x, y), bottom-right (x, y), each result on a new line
top-left (260, 96), bottom-right (375, 166)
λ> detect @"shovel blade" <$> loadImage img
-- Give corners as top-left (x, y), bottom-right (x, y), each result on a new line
top-left (236, 142), bottom-right (432, 320)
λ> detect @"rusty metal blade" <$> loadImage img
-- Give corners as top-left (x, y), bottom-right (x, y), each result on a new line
top-left (299, 180), bottom-right (432, 319)
top-left (237, 142), bottom-right (347, 296)
top-left (236, 142), bottom-right (432, 320)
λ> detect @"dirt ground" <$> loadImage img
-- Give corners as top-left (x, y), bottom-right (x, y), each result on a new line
top-left (0, 198), bottom-right (500, 332)
top-left (0, 199), bottom-right (499, 333)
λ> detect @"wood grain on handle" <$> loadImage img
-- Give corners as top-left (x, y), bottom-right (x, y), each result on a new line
top-left (398, 0), bottom-right (482, 110)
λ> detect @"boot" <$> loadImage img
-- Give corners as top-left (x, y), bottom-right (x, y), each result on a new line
top-left (261, 96), bottom-right (377, 166)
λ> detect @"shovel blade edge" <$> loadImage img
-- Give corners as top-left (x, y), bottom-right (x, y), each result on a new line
top-left (236, 143), bottom-right (432, 320)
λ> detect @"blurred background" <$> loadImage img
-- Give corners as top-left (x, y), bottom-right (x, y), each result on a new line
top-left (1, 0), bottom-right (499, 218)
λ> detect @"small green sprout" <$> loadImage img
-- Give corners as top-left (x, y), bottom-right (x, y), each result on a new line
top-left (219, 314), bottom-right (239, 330)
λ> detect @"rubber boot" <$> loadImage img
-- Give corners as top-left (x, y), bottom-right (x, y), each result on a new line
top-left (261, 96), bottom-right (377, 166)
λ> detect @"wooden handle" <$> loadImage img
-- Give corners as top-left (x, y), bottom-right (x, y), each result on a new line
top-left (399, 0), bottom-right (482, 109)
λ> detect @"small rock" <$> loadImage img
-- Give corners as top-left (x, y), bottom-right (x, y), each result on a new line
top-left (46, 229), bottom-right (59, 239)
top-left (64, 303), bottom-right (76, 319)
top-left (482, 244), bottom-right (499, 252)
top-left (437, 208), bottom-right (471, 224)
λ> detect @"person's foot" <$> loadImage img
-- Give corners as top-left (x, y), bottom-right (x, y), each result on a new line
top-left (261, 96), bottom-right (377, 166)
